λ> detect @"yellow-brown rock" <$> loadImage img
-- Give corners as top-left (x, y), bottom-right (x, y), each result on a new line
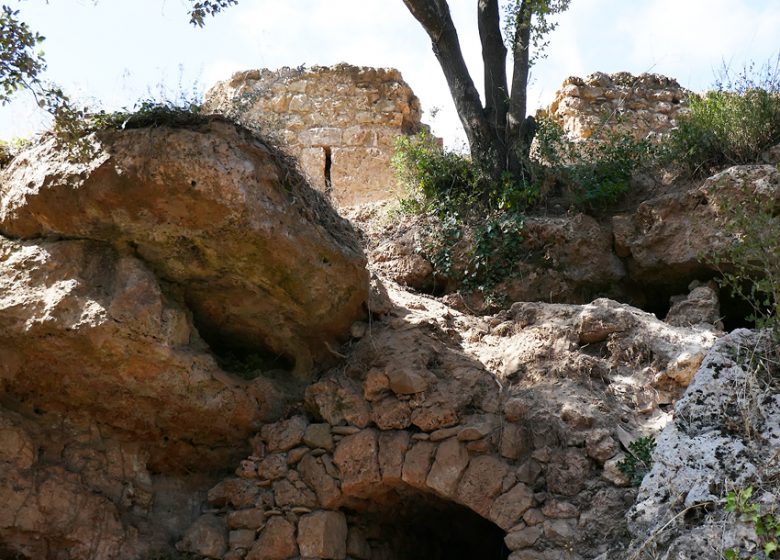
top-left (0, 120), bottom-right (369, 374)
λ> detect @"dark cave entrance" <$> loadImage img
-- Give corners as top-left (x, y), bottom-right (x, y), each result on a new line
top-left (344, 487), bottom-right (509, 560)
top-left (192, 320), bottom-right (295, 380)
top-left (633, 278), bottom-right (762, 332)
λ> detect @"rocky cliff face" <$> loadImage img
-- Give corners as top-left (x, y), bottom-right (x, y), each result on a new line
top-left (0, 71), bottom-right (777, 560)
top-left (176, 284), bottom-right (721, 560)
top-left (0, 120), bottom-right (369, 558)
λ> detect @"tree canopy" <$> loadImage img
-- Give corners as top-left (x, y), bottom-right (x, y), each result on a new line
top-left (402, 0), bottom-right (570, 181)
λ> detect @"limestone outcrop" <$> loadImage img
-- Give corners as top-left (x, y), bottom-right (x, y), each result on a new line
top-left (627, 330), bottom-right (780, 558)
top-left (0, 119), bottom-right (368, 373)
top-left (204, 64), bottom-right (426, 207)
top-left (613, 164), bottom-right (780, 286)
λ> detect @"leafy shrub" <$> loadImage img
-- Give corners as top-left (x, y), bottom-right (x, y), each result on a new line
top-left (532, 116), bottom-right (654, 209)
top-left (617, 436), bottom-right (656, 486)
top-left (393, 132), bottom-right (532, 297)
top-left (393, 132), bottom-right (477, 211)
top-left (393, 132), bottom-right (539, 214)
top-left (709, 181), bottom-right (780, 340)
top-left (665, 57), bottom-right (780, 176)
top-left (48, 97), bottom-right (207, 162)
top-left (87, 99), bottom-right (207, 131)
top-left (415, 208), bottom-right (525, 295)
top-left (724, 486), bottom-right (780, 559)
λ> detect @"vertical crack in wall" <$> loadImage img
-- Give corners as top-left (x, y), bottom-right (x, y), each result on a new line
top-left (323, 146), bottom-right (333, 194)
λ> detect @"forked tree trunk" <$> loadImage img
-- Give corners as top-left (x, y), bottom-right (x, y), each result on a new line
top-left (403, 0), bottom-right (536, 181)
top-left (402, 0), bottom-right (505, 178)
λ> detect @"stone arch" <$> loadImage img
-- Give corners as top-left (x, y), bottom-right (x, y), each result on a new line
top-left (198, 417), bottom-right (547, 560)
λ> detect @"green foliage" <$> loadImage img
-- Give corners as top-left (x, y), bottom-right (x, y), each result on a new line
top-left (87, 99), bottom-right (207, 131)
top-left (724, 486), bottom-right (780, 559)
top-left (709, 182), bottom-right (780, 339)
top-left (415, 209), bottom-right (526, 295)
top-left (617, 436), bottom-right (655, 487)
top-left (503, 0), bottom-right (571, 65)
top-left (188, 0), bottom-right (239, 27)
top-left (393, 132), bottom-right (539, 214)
top-left (664, 58), bottom-right (780, 176)
top-left (393, 132), bottom-right (532, 296)
top-left (0, 4), bottom-right (45, 104)
top-left (0, 136), bottom-right (31, 166)
top-left (533, 116), bottom-right (654, 209)
top-left (393, 132), bottom-right (480, 212)
top-left (43, 97), bottom-right (207, 163)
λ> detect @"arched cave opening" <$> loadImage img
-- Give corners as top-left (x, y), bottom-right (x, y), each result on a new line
top-left (622, 276), bottom-right (761, 332)
top-left (343, 486), bottom-right (509, 560)
top-left (193, 323), bottom-right (295, 379)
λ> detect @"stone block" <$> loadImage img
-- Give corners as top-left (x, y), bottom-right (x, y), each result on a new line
top-left (333, 429), bottom-right (380, 496)
top-left (489, 483), bottom-right (534, 530)
top-left (505, 524), bottom-right (542, 550)
top-left (456, 455), bottom-right (509, 517)
top-left (261, 416), bottom-right (307, 452)
top-left (176, 514), bottom-right (227, 559)
top-left (371, 396), bottom-right (412, 430)
top-left (300, 127), bottom-right (343, 146)
top-left (298, 453), bottom-right (342, 509)
top-left (378, 430), bottom-right (410, 483)
top-left (246, 516), bottom-right (297, 560)
top-left (297, 510), bottom-right (348, 559)
top-left (401, 440), bottom-right (436, 490)
top-left (303, 423), bottom-right (334, 451)
top-left (426, 437), bottom-right (469, 497)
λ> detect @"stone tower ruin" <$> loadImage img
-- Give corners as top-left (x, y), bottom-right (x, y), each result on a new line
top-left (544, 71), bottom-right (689, 141)
top-left (204, 64), bottom-right (427, 207)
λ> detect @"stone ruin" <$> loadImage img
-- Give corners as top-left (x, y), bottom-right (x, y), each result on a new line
top-left (204, 64), bottom-right (427, 207)
top-left (205, 67), bottom-right (691, 209)
top-left (544, 71), bottom-right (689, 142)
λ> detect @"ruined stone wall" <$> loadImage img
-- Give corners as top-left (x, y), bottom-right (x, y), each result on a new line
top-left (545, 72), bottom-right (689, 141)
top-left (204, 64), bottom-right (425, 207)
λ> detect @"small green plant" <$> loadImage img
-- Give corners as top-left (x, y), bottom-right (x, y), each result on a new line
top-left (533, 116), bottom-right (655, 209)
top-left (0, 137), bottom-right (32, 166)
top-left (724, 486), bottom-right (780, 559)
top-left (664, 56), bottom-right (780, 176)
top-left (617, 436), bottom-right (656, 486)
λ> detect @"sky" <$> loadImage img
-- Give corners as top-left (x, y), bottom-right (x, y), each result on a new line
top-left (1, 0), bottom-right (779, 147)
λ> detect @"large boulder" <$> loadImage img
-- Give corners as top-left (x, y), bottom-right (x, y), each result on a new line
top-left (0, 120), bottom-right (368, 373)
top-left (613, 164), bottom-right (780, 286)
top-left (0, 236), bottom-right (283, 470)
top-left (627, 330), bottom-right (780, 557)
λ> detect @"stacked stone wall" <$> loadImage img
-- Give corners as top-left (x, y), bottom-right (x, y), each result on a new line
top-left (546, 71), bottom-right (690, 141)
top-left (204, 64), bottom-right (425, 207)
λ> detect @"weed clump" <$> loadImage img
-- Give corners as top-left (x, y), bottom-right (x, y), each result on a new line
top-left (664, 56), bottom-right (780, 177)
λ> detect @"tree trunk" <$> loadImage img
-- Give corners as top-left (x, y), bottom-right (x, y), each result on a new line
top-left (402, 0), bottom-right (504, 177)
top-left (478, 0), bottom-right (508, 170)
top-left (506, 0), bottom-right (532, 176)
